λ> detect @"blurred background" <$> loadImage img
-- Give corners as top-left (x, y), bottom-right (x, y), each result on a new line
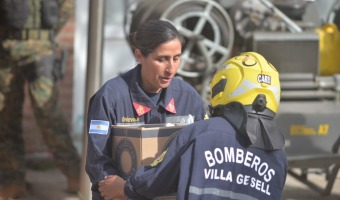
top-left (5, 0), bottom-right (340, 199)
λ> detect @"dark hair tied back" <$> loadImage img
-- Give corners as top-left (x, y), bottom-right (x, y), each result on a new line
top-left (129, 19), bottom-right (184, 57)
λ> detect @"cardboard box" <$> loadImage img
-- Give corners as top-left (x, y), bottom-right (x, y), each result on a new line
top-left (111, 124), bottom-right (185, 180)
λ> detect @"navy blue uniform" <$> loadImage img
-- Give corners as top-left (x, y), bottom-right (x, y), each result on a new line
top-left (86, 65), bottom-right (207, 197)
top-left (125, 117), bottom-right (288, 200)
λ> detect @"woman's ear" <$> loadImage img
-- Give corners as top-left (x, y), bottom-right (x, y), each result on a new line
top-left (134, 49), bottom-right (142, 63)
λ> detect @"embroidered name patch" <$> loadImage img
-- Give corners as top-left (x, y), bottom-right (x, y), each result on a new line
top-left (89, 120), bottom-right (109, 135)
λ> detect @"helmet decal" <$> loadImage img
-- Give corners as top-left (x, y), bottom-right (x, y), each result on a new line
top-left (257, 74), bottom-right (271, 84)
top-left (216, 63), bottom-right (230, 73)
top-left (235, 54), bottom-right (257, 66)
top-left (228, 79), bottom-right (259, 98)
top-left (269, 85), bottom-right (281, 104)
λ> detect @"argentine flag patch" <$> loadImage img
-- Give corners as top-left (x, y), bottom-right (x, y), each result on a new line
top-left (89, 120), bottom-right (110, 135)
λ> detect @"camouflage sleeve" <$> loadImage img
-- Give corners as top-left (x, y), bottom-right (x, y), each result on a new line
top-left (55, 0), bottom-right (75, 34)
top-left (0, 0), bottom-right (74, 66)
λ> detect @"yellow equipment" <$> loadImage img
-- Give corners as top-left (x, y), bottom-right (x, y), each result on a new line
top-left (316, 23), bottom-right (340, 76)
top-left (210, 52), bottom-right (281, 113)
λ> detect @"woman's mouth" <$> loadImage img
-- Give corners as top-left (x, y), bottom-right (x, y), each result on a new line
top-left (159, 76), bottom-right (172, 83)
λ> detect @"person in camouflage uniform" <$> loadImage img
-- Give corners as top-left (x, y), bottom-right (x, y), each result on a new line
top-left (0, 0), bottom-right (80, 198)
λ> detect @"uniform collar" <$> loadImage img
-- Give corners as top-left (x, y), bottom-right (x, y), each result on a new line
top-left (212, 102), bottom-right (284, 150)
top-left (129, 65), bottom-right (177, 116)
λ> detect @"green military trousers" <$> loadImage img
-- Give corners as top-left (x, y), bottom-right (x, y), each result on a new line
top-left (0, 39), bottom-right (80, 186)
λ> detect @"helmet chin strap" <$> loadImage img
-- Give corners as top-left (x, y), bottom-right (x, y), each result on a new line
top-left (210, 101), bottom-right (285, 150)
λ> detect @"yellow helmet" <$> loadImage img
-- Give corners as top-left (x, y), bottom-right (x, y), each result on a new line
top-left (210, 52), bottom-right (281, 113)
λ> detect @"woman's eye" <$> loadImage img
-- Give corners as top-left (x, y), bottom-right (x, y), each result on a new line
top-left (158, 57), bottom-right (166, 62)
top-left (174, 56), bottom-right (180, 62)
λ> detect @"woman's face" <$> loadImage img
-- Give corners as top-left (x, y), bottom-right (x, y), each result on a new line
top-left (136, 38), bottom-right (182, 93)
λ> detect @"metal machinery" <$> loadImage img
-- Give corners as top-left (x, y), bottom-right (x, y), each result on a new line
top-left (231, 0), bottom-right (340, 196)
top-left (124, 0), bottom-right (340, 196)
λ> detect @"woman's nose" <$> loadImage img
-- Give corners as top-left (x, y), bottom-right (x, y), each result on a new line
top-left (166, 60), bottom-right (177, 74)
